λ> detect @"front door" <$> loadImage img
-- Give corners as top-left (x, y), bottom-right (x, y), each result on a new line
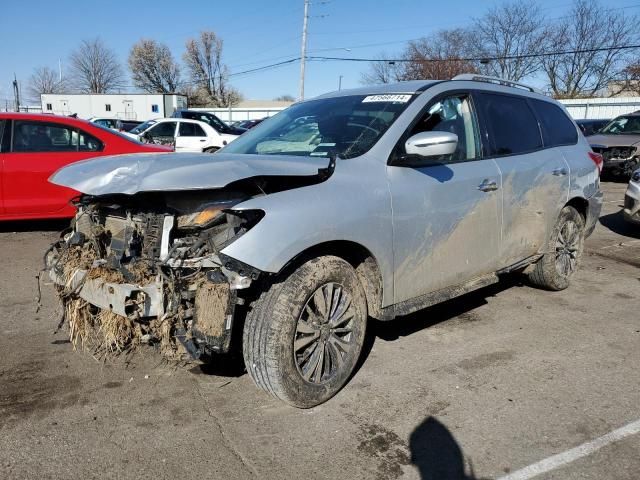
top-left (145, 121), bottom-right (177, 148)
top-left (388, 93), bottom-right (503, 304)
top-left (175, 122), bottom-right (208, 152)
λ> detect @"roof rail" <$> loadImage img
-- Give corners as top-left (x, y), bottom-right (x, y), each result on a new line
top-left (452, 74), bottom-right (541, 94)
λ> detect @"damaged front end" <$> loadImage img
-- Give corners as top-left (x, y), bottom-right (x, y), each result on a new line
top-left (46, 190), bottom-right (263, 359)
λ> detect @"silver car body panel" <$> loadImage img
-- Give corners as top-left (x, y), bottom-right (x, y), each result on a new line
top-left (624, 170), bottom-right (640, 224)
top-left (50, 79), bottom-right (602, 310)
top-left (49, 152), bottom-right (331, 196)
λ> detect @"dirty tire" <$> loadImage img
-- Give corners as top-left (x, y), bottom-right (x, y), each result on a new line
top-left (204, 147), bottom-right (220, 153)
top-left (528, 205), bottom-right (585, 291)
top-left (243, 256), bottom-right (367, 408)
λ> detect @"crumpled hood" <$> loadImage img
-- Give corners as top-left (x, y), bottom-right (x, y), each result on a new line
top-left (49, 152), bottom-right (331, 196)
top-left (586, 133), bottom-right (640, 148)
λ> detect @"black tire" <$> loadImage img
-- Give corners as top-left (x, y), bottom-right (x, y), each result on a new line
top-left (528, 205), bottom-right (585, 291)
top-left (204, 147), bottom-right (220, 153)
top-left (243, 256), bottom-right (367, 408)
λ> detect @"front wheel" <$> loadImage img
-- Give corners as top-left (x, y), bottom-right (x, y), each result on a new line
top-left (527, 205), bottom-right (585, 290)
top-left (242, 256), bottom-right (367, 408)
top-left (204, 146), bottom-right (220, 153)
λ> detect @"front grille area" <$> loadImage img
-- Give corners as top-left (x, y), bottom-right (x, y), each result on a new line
top-left (591, 146), bottom-right (636, 162)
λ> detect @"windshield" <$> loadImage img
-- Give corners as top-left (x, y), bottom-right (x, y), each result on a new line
top-left (223, 94), bottom-right (414, 159)
top-left (130, 119), bottom-right (157, 134)
top-left (601, 116), bottom-right (640, 135)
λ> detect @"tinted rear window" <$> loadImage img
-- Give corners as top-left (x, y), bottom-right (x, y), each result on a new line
top-left (530, 99), bottom-right (577, 146)
top-left (476, 93), bottom-right (542, 156)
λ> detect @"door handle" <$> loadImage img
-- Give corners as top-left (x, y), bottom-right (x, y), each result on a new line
top-left (199, 139), bottom-right (206, 142)
top-left (478, 179), bottom-right (498, 192)
top-left (552, 168), bottom-right (568, 176)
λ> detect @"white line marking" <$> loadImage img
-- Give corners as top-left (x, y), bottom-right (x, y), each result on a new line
top-left (498, 418), bottom-right (640, 480)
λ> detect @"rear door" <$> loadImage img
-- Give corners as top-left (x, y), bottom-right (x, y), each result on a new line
top-left (474, 92), bottom-right (570, 266)
top-left (1, 119), bottom-right (104, 216)
top-left (175, 122), bottom-right (208, 152)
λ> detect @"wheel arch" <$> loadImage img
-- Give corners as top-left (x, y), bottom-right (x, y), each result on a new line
top-left (565, 196), bottom-right (588, 220)
top-left (277, 240), bottom-right (385, 320)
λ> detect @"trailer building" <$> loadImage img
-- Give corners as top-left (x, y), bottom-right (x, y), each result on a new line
top-left (40, 93), bottom-right (188, 121)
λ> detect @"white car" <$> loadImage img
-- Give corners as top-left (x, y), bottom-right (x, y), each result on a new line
top-left (124, 118), bottom-right (238, 152)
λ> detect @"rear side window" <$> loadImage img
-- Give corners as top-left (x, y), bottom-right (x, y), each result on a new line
top-left (12, 120), bottom-right (103, 153)
top-left (530, 99), bottom-right (578, 146)
top-left (0, 120), bottom-right (7, 152)
top-left (179, 122), bottom-right (206, 137)
top-left (476, 93), bottom-right (542, 156)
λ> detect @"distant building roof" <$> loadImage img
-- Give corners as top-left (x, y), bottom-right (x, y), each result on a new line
top-left (235, 99), bottom-right (294, 108)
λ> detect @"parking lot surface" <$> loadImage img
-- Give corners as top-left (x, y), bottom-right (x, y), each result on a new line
top-left (0, 180), bottom-right (638, 480)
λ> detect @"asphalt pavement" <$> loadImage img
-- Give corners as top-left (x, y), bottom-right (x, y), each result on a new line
top-left (0, 180), bottom-right (638, 480)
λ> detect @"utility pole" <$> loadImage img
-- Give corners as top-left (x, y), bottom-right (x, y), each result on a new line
top-left (12, 74), bottom-right (21, 112)
top-left (58, 58), bottom-right (62, 83)
top-left (299, 0), bottom-right (310, 101)
top-left (338, 75), bottom-right (343, 91)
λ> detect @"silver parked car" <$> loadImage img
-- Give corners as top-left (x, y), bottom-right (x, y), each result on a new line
top-left (47, 75), bottom-right (603, 408)
top-left (624, 168), bottom-right (640, 224)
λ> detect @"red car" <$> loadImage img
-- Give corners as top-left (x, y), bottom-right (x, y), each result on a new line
top-left (0, 113), bottom-right (171, 220)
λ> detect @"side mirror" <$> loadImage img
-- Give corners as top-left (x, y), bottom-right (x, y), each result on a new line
top-left (405, 131), bottom-right (458, 157)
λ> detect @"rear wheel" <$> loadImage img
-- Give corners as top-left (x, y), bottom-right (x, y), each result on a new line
top-left (528, 205), bottom-right (585, 290)
top-left (204, 147), bottom-right (220, 153)
top-left (242, 256), bottom-right (367, 408)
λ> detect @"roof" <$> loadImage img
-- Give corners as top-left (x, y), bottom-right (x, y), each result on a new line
top-left (315, 80), bottom-right (438, 99)
top-left (235, 100), bottom-right (294, 108)
top-left (0, 112), bottom-right (94, 127)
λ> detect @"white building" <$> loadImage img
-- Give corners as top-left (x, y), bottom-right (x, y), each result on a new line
top-left (558, 97), bottom-right (640, 120)
top-left (40, 93), bottom-right (188, 121)
top-left (196, 99), bottom-right (294, 122)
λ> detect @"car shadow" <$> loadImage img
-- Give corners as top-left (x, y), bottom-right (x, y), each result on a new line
top-left (351, 274), bottom-right (523, 378)
top-left (196, 275), bottom-right (525, 382)
top-left (409, 416), bottom-right (489, 479)
top-left (0, 218), bottom-right (70, 233)
top-left (599, 210), bottom-right (640, 239)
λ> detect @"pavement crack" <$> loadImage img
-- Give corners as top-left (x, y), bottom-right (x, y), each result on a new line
top-left (191, 377), bottom-right (259, 478)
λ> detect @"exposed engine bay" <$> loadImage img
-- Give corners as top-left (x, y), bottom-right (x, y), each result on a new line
top-left (46, 186), bottom-right (267, 359)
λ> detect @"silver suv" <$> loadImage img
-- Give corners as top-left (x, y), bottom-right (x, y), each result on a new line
top-left (47, 75), bottom-right (603, 408)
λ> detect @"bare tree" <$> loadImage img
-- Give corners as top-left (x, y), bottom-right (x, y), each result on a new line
top-left (472, 0), bottom-right (547, 81)
top-left (398, 29), bottom-right (478, 80)
top-left (69, 38), bottom-right (124, 93)
top-left (27, 66), bottom-right (65, 102)
top-left (361, 52), bottom-right (403, 84)
top-left (361, 30), bottom-right (477, 85)
top-left (183, 31), bottom-right (240, 106)
top-left (542, 0), bottom-right (637, 98)
top-left (128, 39), bottom-right (180, 93)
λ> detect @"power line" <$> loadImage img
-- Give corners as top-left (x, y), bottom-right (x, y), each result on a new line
top-left (306, 44), bottom-right (640, 64)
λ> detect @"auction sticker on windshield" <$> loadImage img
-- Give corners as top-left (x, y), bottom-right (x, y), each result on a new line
top-left (362, 94), bottom-right (412, 103)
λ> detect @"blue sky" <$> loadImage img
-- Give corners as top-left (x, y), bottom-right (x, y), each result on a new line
top-left (0, 0), bottom-right (636, 105)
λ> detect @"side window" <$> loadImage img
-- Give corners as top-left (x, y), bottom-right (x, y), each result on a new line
top-left (476, 93), bottom-right (542, 156)
top-left (407, 95), bottom-right (480, 162)
top-left (74, 130), bottom-right (103, 152)
top-left (12, 121), bottom-right (79, 152)
top-left (151, 104), bottom-right (159, 113)
top-left (0, 120), bottom-right (6, 152)
top-left (179, 122), bottom-right (206, 137)
top-left (148, 122), bottom-right (177, 138)
top-left (530, 99), bottom-right (578, 147)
